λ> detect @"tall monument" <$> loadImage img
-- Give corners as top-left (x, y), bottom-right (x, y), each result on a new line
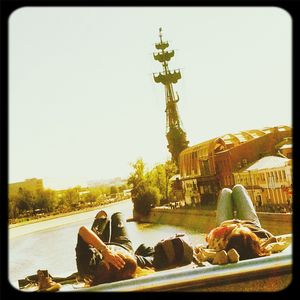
top-left (153, 28), bottom-right (189, 167)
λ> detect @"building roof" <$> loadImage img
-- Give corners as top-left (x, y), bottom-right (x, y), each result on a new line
top-left (243, 156), bottom-right (290, 172)
top-left (280, 143), bottom-right (292, 150)
top-left (179, 125), bottom-right (291, 159)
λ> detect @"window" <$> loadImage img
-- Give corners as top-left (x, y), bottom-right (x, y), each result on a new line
top-left (200, 160), bottom-right (210, 176)
top-left (200, 186), bottom-right (204, 194)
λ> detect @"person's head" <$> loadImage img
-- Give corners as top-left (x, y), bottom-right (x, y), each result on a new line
top-left (225, 225), bottom-right (270, 260)
top-left (92, 251), bottom-right (137, 285)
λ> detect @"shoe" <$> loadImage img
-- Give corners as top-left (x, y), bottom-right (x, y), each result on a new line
top-left (95, 210), bottom-right (107, 219)
top-left (212, 250), bottom-right (229, 265)
top-left (227, 248), bottom-right (240, 263)
top-left (37, 270), bottom-right (61, 292)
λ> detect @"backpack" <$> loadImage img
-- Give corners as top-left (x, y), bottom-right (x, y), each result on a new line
top-left (153, 233), bottom-right (194, 270)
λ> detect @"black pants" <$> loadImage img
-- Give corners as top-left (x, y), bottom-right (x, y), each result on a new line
top-left (75, 212), bottom-right (134, 276)
top-left (92, 211), bottom-right (134, 251)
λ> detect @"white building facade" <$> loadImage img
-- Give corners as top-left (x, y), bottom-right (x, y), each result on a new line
top-left (233, 156), bottom-right (292, 208)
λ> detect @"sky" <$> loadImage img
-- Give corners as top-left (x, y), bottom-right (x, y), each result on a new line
top-left (9, 7), bottom-right (292, 190)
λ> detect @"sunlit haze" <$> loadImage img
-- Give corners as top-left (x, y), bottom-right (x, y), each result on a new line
top-left (9, 7), bottom-right (292, 190)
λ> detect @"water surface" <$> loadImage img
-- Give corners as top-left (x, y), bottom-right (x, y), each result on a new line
top-left (9, 199), bottom-right (206, 289)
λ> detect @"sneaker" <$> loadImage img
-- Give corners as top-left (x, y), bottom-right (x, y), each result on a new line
top-left (37, 270), bottom-right (61, 292)
top-left (227, 248), bottom-right (240, 263)
top-left (95, 210), bottom-right (108, 219)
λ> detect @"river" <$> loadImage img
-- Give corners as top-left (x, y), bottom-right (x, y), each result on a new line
top-left (8, 199), bottom-right (206, 290)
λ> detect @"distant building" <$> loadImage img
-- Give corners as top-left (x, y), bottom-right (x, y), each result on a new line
top-left (87, 177), bottom-right (125, 187)
top-left (9, 178), bottom-right (44, 195)
top-left (178, 125), bottom-right (292, 206)
top-left (233, 156), bottom-right (292, 207)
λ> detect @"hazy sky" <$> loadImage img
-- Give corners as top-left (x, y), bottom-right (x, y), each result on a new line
top-left (9, 7), bottom-right (292, 189)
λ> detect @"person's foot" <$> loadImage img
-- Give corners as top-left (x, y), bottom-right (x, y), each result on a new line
top-left (227, 248), bottom-right (240, 263)
top-left (95, 210), bottom-right (107, 219)
top-left (37, 270), bottom-right (61, 292)
top-left (212, 250), bottom-right (229, 265)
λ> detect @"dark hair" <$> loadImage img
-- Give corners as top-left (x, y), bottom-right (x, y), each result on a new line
top-left (92, 252), bottom-right (137, 285)
top-left (225, 226), bottom-right (270, 260)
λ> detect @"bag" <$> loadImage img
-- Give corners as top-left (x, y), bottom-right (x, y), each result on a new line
top-left (153, 233), bottom-right (194, 270)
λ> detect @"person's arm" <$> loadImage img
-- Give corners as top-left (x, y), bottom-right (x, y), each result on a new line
top-left (78, 226), bottom-right (125, 270)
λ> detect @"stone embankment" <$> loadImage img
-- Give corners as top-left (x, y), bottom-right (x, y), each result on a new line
top-left (133, 207), bottom-right (292, 235)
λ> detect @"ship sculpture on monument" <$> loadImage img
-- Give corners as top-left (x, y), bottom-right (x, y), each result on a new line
top-left (153, 28), bottom-right (189, 167)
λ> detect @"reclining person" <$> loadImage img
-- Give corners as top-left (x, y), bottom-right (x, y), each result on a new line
top-left (194, 184), bottom-right (291, 265)
top-left (75, 210), bottom-right (155, 286)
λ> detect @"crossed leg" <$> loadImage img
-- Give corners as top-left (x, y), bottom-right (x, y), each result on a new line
top-left (110, 212), bottom-right (134, 253)
top-left (232, 184), bottom-right (261, 227)
top-left (216, 188), bottom-right (234, 226)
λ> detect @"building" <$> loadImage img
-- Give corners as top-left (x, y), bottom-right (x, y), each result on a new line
top-left (233, 156), bottom-right (292, 208)
top-left (279, 143), bottom-right (292, 159)
top-left (9, 178), bottom-right (44, 196)
top-left (178, 125), bottom-right (291, 207)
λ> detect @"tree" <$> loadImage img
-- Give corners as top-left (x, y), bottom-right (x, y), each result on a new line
top-left (35, 189), bottom-right (56, 212)
top-left (16, 188), bottom-right (35, 214)
top-left (127, 158), bottom-right (146, 201)
top-left (110, 185), bottom-right (118, 196)
top-left (63, 188), bottom-right (79, 209)
top-left (128, 159), bottom-right (178, 215)
top-left (133, 185), bottom-right (161, 216)
top-left (164, 160), bottom-right (178, 202)
top-left (147, 164), bottom-right (166, 206)
top-left (9, 194), bottom-right (19, 219)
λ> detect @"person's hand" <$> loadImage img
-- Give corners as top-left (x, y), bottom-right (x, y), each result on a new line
top-left (101, 248), bottom-right (126, 270)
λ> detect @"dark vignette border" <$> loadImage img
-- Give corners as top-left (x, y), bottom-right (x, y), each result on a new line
top-left (0, 0), bottom-right (298, 298)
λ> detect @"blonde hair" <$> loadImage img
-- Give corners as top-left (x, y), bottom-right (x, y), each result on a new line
top-left (134, 266), bottom-right (156, 278)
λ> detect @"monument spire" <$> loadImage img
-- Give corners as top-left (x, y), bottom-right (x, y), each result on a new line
top-left (153, 28), bottom-right (189, 166)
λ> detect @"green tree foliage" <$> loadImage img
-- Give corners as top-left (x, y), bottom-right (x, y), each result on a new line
top-left (85, 191), bottom-right (97, 204)
top-left (8, 181), bottom-right (128, 223)
top-left (62, 188), bottom-right (80, 209)
top-left (127, 159), bottom-right (178, 215)
top-left (8, 193), bottom-right (19, 219)
top-left (134, 185), bottom-right (161, 216)
top-left (35, 189), bottom-right (56, 212)
top-left (166, 127), bottom-right (189, 167)
top-left (110, 185), bottom-right (118, 195)
top-left (17, 188), bottom-right (35, 213)
top-left (164, 160), bottom-right (178, 204)
top-left (127, 159), bottom-right (146, 201)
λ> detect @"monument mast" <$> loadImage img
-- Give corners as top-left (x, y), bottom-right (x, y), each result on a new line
top-left (153, 28), bottom-right (189, 167)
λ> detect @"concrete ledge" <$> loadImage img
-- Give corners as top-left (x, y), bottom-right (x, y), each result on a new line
top-left (135, 208), bottom-right (292, 235)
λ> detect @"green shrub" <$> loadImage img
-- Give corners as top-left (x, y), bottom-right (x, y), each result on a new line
top-left (133, 185), bottom-right (161, 216)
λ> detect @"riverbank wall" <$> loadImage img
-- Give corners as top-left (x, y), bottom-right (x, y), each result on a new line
top-left (133, 207), bottom-right (292, 235)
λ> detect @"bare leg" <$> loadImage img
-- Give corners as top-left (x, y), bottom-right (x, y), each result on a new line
top-left (216, 188), bottom-right (234, 226)
top-left (232, 184), bottom-right (261, 227)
